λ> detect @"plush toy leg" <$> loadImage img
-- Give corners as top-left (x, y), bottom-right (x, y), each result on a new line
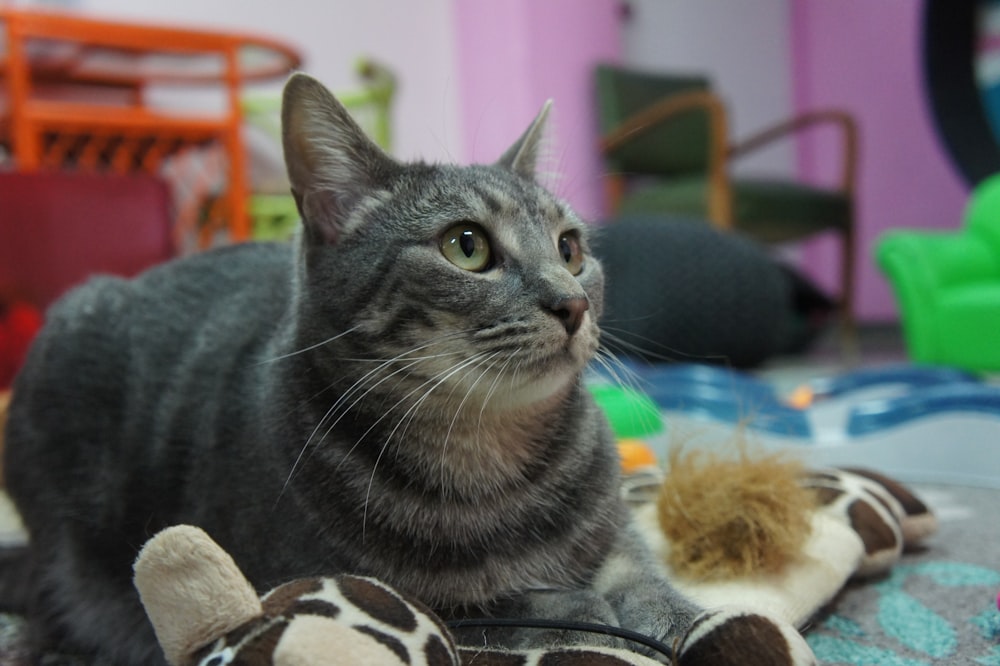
top-left (804, 468), bottom-right (938, 578)
top-left (675, 607), bottom-right (816, 666)
top-left (839, 467), bottom-right (938, 546)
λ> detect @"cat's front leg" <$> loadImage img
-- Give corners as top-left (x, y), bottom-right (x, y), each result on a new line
top-left (592, 525), bottom-right (818, 665)
top-left (591, 523), bottom-right (702, 649)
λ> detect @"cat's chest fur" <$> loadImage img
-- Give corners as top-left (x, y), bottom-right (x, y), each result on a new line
top-left (275, 342), bottom-right (623, 606)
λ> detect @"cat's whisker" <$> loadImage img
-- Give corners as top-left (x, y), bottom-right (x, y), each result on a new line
top-left (333, 327), bottom-right (479, 364)
top-left (282, 338), bottom-right (473, 435)
top-left (589, 350), bottom-right (665, 434)
top-left (477, 351), bottom-right (520, 437)
top-left (342, 351), bottom-right (494, 481)
top-left (443, 351), bottom-right (503, 446)
top-left (316, 352), bottom-right (447, 442)
top-left (278, 356), bottom-right (427, 500)
top-left (360, 352), bottom-right (497, 536)
top-left (438, 351), bottom-right (505, 489)
top-left (280, 334), bottom-right (474, 497)
top-left (600, 327), bottom-right (730, 365)
top-left (255, 326), bottom-right (361, 365)
top-left (318, 342), bottom-right (475, 440)
top-left (592, 347), bottom-right (647, 396)
top-left (386, 351), bottom-right (497, 458)
top-left (310, 331), bottom-right (471, 429)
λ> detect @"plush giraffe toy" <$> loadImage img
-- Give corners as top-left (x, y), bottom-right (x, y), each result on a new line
top-left (133, 462), bottom-right (934, 666)
top-left (134, 525), bottom-right (816, 666)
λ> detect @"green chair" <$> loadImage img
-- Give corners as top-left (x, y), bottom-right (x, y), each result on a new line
top-left (242, 58), bottom-right (396, 241)
top-left (876, 173), bottom-right (1000, 372)
top-left (594, 63), bottom-right (859, 346)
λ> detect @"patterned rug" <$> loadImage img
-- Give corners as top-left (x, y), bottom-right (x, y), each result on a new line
top-left (806, 484), bottom-right (1000, 665)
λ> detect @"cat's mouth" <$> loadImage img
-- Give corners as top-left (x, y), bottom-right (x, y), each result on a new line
top-left (485, 327), bottom-right (598, 409)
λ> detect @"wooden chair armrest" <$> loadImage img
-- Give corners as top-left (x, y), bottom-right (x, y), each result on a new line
top-left (598, 90), bottom-right (733, 228)
top-left (728, 109), bottom-right (858, 193)
top-left (599, 89), bottom-right (728, 154)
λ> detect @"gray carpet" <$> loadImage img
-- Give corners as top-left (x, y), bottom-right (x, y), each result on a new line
top-left (806, 484), bottom-right (1000, 665)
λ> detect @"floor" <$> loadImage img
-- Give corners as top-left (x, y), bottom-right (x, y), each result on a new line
top-left (756, 322), bottom-right (910, 394)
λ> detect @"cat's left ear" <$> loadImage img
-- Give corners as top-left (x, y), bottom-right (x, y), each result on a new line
top-left (497, 100), bottom-right (552, 180)
top-left (282, 72), bottom-right (398, 245)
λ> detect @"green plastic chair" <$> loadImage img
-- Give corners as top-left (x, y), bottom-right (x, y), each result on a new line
top-left (242, 58), bottom-right (395, 241)
top-left (594, 63), bottom-right (859, 346)
top-left (876, 173), bottom-right (1000, 372)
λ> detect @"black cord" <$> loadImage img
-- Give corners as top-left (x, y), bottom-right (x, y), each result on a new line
top-left (446, 617), bottom-right (675, 661)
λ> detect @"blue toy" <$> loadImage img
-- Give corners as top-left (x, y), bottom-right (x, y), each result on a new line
top-left (589, 363), bottom-right (1000, 488)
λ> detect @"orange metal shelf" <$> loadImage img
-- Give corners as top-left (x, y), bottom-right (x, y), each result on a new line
top-left (0, 7), bottom-right (301, 249)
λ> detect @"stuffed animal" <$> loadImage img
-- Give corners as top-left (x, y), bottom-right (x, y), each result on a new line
top-left (134, 525), bottom-right (462, 666)
top-left (134, 525), bottom-right (817, 666)
top-left (133, 453), bottom-right (935, 666)
top-left (632, 448), bottom-right (937, 628)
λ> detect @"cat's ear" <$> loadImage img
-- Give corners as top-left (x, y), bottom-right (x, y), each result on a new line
top-left (282, 72), bottom-right (397, 244)
top-left (497, 100), bottom-right (552, 180)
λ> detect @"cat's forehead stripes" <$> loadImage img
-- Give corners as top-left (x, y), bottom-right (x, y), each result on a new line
top-left (469, 183), bottom-right (506, 217)
top-left (465, 177), bottom-right (576, 231)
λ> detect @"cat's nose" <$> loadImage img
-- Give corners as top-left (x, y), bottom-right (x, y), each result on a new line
top-left (547, 296), bottom-right (589, 336)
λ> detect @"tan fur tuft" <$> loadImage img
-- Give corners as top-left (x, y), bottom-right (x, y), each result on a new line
top-left (656, 445), bottom-right (816, 580)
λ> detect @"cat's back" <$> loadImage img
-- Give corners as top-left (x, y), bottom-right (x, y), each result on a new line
top-left (5, 241), bottom-right (294, 507)
top-left (20, 240), bottom-right (292, 381)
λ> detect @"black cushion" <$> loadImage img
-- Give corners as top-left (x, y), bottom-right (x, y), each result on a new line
top-left (595, 215), bottom-right (814, 368)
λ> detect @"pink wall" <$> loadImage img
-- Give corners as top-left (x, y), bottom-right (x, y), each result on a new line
top-left (452, 2), bottom-right (967, 322)
top-left (453, 0), bottom-right (622, 222)
top-left (791, 1), bottom-right (969, 322)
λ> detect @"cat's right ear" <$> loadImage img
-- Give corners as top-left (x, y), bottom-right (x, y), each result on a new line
top-left (282, 73), bottom-right (398, 245)
top-left (497, 100), bottom-right (552, 180)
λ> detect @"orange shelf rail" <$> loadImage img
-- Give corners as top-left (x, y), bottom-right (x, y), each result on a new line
top-left (0, 7), bottom-right (301, 248)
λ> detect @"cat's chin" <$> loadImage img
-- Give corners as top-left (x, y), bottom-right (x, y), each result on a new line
top-left (484, 348), bottom-right (591, 412)
top-left (497, 368), bottom-right (578, 411)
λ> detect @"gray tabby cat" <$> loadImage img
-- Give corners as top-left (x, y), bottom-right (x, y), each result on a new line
top-left (2, 73), bottom-right (700, 664)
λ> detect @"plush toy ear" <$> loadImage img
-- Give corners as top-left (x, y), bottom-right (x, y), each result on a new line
top-left (133, 525), bottom-right (263, 666)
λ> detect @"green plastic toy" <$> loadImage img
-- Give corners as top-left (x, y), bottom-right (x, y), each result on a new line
top-left (588, 383), bottom-right (666, 474)
top-left (242, 59), bottom-right (396, 242)
top-left (876, 173), bottom-right (1000, 372)
top-left (588, 384), bottom-right (664, 439)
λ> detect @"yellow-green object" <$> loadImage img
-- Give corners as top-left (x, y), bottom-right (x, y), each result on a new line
top-left (588, 384), bottom-right (664, 439)
top-left (243, 58), bottom-right (396, 241)
top-left (876, 172), bottom-right (1000, 372)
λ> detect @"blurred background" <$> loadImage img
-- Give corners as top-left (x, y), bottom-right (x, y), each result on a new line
top-left (1, 0), bottom-right (998, 377)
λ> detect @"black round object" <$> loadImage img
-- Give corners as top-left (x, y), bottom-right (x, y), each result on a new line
top-left (923, 0), bottom-right (1000, 186)
top-left (595, 215), bottom-right (792, 368)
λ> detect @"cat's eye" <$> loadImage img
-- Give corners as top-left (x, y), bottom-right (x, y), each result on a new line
top-left (558, 232), bottom-right (584, 275)
top-left (441, 223), bottom-right (493, 272)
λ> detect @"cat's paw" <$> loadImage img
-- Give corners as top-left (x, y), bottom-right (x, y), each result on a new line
top-left (675, 606), bottom-right (816, 666)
